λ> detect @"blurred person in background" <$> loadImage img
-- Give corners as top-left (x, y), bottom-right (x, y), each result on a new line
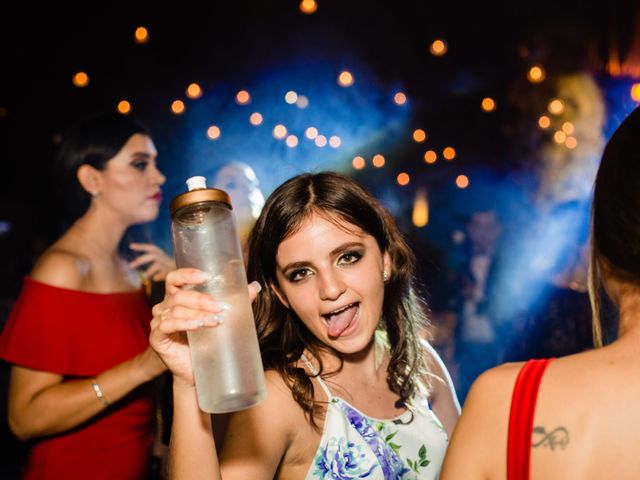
top-left (441, 107), bottom-right (640, 479)
top-left (0, 111), bottom-right (174, 479)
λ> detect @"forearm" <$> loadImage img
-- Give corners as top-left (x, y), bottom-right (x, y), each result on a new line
top-left (9, 350), bottom-right (160, 440)
top-left (168, 382), bottom-right (220, 480)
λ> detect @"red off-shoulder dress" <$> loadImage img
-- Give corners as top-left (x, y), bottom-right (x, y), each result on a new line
top-left (0, 277), bottom-right (154, 480)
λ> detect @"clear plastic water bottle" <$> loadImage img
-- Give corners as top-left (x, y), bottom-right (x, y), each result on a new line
top-left (169, 176), bottom-right (266, 413)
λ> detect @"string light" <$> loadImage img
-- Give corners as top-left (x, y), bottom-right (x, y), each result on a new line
top-left (134, 26), bottom-right (149, 44)
top-left (352, 156), bottom-right (366, 170)
top-left (207, 125), bottom-right (221, 140)
top-left (72, 72), bottom-right (89, 88)
top-left (372, 154), bottom-right (385, 168)
top-left (430, 39), bottom-right (448, 56)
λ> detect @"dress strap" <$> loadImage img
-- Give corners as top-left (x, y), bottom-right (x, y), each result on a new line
top-left (507, 358), bottom-right (555, 480)
top-left (299, 353), bottom-right (333, 399)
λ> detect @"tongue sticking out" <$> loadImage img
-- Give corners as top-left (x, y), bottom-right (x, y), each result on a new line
top-left (326, 304), bottom-right (358, 337)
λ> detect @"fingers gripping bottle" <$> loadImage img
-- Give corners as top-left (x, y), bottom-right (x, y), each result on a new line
top-left (169, 175), bottom-right (266, 413)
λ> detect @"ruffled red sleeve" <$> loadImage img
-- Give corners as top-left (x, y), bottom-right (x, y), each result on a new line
top-left (0, 277), bottom-right (152, 376)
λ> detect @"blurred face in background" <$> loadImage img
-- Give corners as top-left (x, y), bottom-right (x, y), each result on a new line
top-left (467, 210), bottom-right (501, 256)
top-left (91, 133), bottom-right (165, 225)
top-left (213, 162), bottom-right (265, 237)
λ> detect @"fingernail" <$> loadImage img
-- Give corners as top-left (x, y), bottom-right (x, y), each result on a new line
top-left (249, 281), bottom-right (262, 293)
top-left (217, 302), bottom-right (232, 311)
top-left (205, 314), bottom-right (224, 325)
top-left (187, 319), bottom-right (205, 328)
top-left (205, 299), bottom-right (230, 311)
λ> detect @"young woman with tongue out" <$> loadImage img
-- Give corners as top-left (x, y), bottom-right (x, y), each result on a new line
top-left (150, 171), bottom-right (460, 479)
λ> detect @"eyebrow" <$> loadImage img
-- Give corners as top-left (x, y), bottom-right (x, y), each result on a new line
top-left (130, 152), bottom-right (153, 160)
top-left (280, 241), bottom-right (365, 272)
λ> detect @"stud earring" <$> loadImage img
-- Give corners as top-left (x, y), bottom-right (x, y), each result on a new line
top-left (383, 270), bottom-right (389, 282)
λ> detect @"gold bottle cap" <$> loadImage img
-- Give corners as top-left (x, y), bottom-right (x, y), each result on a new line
top-left (170, 188), bottom-right (232, 218)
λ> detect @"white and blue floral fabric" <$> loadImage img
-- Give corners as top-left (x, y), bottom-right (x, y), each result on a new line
top-left (302, 356), bottom-right (448, 480)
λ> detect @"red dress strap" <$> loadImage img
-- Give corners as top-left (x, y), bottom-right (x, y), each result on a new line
top-left (507, 358), bottom-right (554, 480)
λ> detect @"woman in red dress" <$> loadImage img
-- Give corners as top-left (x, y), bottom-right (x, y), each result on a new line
top-left (0, 112), bottom-right (173, 479)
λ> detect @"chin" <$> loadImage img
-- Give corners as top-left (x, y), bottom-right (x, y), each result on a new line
top-left (130, 211), bottom-right (159, 225)
top-left (329, 333), bottom-right (373, 355)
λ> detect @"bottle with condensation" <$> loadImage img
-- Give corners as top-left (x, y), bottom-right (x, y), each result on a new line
top-left (169, 175), bottom-right (266, 413)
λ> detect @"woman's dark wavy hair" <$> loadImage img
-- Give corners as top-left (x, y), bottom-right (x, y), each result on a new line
top-left (246, 171), bottom-right (430, 427)
top-left (54, 111), bottom-right (149, 224)
top-left (589, 106), bottom-right (640, 347)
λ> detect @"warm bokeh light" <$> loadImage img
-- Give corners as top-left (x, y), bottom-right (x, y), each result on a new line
top-left (285, 91), bottom-right (298, 104)
top-left (186, 83), bottom-right (202, 99)
top-left (329, 135), bottom-right (341, 148)
top-left (134, 26), bottom-right (149, 44)
top-left (443, 146), bottom-right (456, 160)
top-left (548, 98), bottom-right (565, 115)
top-left (538, 115), bottom-right (551, 129)
top-left (527, 65), bottom-right (546, 83)
top-left (72, 72), bottom-right (89, 88)
top-left (314, 135), bottom-right (327, 147)
top-left (412, 188), bottom-right (429, 227)
top-left (285, 135), bottom-right (299, 147)
top-left (631, 83), bottom-right (640, 102)
top-left (300, 0), bottom-right (318, 14)
top-left (273, 124), bottom-right (287, 139)
top-left (296, 95), bottom-right (309, 108)
top-left (235, 90), bottom-right (251, 105)
top-left (553, 130), bottom-right (567, 143)
top-left (372, 154), bottom-right (385, 168)
top-left (117, 100), bottom-right (131, 114)
top-left (565, 136), bottom-right (578, 149)
top-left (393, 92), bottom-right (407, 105)
top-left (249, 112), bottom-right (263, 126)
top-left (338, 70), bottom-right (354, 87)
top-left (305, 126), bottom-right (319, 139)
top-left (352, 156), bottom-right (366, 170)
top-left (413, 129), bottom-right (426, 143)
top-left (430, 39), bottom-right (448, 56)
top-left (396, 172), bottom-right (410, 186)
top-left (481, 97), bottom-right (496, 112)
top-left (170, 100), bottom-right (185, 114)
top-left (561, 122), bottom-right (574, 134)
top-left (455, 175), bottom-right (469, 189)
top-left (424, 150), bottom-right (437, 164)
top-left (207, 125), bottom-right (221, 140)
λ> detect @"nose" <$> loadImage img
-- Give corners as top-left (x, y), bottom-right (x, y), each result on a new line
top-left (318, 269), bottom-right (346, 301)
top-left (151, 163), bottom-right (166, 186)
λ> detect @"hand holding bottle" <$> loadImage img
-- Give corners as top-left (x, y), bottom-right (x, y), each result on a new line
top-left (149, 268), bottom-right (261, 389)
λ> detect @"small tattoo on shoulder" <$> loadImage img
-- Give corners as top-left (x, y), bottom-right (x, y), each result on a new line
top-left (532, 426), bottom-right (570, 451)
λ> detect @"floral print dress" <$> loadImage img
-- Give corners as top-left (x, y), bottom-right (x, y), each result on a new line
top-left (302, 356), bottom-right (449, 480)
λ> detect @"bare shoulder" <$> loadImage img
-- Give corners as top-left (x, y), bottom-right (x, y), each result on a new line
top-left (420, 339), bottom-right (461, 435)
top-left (30, 246), bottom-right (88, 290)
top-left (420, 338), bottom-right (457, 403)
top-left (440, 362), bottom-right (525, 480)
top-left (464, 362), bottom-right (524, 411)
top-left (420, 338), bottom-right (450, 379)
top-left (455, 362), bottom-right (525, 443)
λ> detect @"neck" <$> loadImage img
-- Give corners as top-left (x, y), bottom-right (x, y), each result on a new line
top-left (334, 337), bottom-right (385, 382)
top-left (617, 290), bottom-right (640, 338)
top-left (71, 208), bottom-right (129, 257)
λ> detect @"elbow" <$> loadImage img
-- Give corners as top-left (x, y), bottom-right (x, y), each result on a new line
top-left (8, 411), bottom-right (37, 441)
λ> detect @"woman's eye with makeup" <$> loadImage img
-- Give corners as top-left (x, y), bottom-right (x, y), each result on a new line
top-left (131, 160), bottom-right (148, 171)
top-left (338, 251), bottom-right (362, 265)
top-left (289, 268), bottom-right (311, 282)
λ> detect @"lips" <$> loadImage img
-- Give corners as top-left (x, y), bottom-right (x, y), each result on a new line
top-left (323, 302), bottom-right (359, 337)
top-left (150, 192), bottom-right (163, 202)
